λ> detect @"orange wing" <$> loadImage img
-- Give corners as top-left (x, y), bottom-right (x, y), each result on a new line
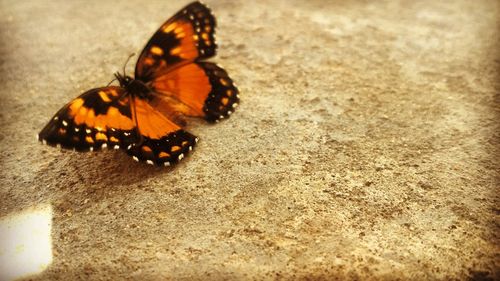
top-left (135, 1), bottom-right (216, 81)
top-left (38, 87), bottom-right (139, 151)
top-left (126, 97), bottom-right (198, 166)
top-left (151, 62), bottom-right (239, 122)
top-left (38, 87), bottom-right (198, 166)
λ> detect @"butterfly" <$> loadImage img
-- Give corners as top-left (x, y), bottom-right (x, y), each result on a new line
top-left (38, 1), bottom-right (239, 166)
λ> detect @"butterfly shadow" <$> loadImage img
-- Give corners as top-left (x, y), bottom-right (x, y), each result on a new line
top-left (33, 148), bottom-right (181, 207)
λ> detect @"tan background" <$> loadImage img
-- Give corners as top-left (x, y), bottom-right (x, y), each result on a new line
top-left (0, 0), bottom-right (499, 280)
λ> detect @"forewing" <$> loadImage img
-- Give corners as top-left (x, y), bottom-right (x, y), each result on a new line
top-left (38, 87), bottom-right (138, 151)
top-left (151, 62), bottom-right (239, 122)
top-left (135, 1), bottom-right (216, 81)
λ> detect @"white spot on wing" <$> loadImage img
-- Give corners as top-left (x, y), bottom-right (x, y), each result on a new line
top-left (86, 129), bottom-right (91, 134)
top-left (133, 156), bottom-right (139, 162)
top-left (232, 103), bottom-right (238, 108)
top-left (74, 127), bottom-right (80, 132)
top-left (178, 153), bottom-right (184, 161)
top-left (89, 147), bottom-right (93, 152)
top-left (146, 160), bottom-right (154, 165)
top-left (113, 145), bottom-right (120, 150)
top-left (62, 120), bottom-right (68, 127)
top-left (101, 143), bottom-right (107, 149)
top-left (164, 162), bottom-right (171, 167)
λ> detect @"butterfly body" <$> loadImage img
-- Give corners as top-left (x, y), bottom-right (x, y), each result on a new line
top-left (38, 1), bottom-right (239, 166)
top-left (115, 73), bottom-right (151, 100)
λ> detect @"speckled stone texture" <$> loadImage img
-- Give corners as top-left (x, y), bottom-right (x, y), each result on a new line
top-left (0, 0), bottom-right (499, 280)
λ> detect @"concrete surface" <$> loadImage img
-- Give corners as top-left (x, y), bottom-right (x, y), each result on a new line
top-left (0, 0), bottom-right (499, 280)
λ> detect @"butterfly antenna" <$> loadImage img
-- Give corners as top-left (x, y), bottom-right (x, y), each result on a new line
top-left (123, 53), bottom-right (135, 76)
top-left (106, 77), bottom-right (117, 86)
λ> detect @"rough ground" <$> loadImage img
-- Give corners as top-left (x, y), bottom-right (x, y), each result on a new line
top-left (0, 0), bottom-right (499, 280)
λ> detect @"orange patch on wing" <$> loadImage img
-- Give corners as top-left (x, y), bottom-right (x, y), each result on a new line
top-left (96, 106), bottom-right (134, 130)
top-left (162, 22), bottom-right (177, 33)
top-left (220, 78), bottom-right (229, 86)
top-left (85, 136), bottom-right (94, 144)
top-left (108, 88), bottom-right (119, 97)
top-left (95, 132), bottom-right (107, 141)
top-left (74, 106), bottom-right (88, 125)
top-left (169, 21), bottom-right (199, 59)
top-left (85, 109), bottom-right (96, 127)
top-left (170, 47), bottom-right (181, 56)
top-left (150, 46), bottom-right (164, 56)
top-left (73, 102), bottom-right (134, 131)
top-left (133, 97), bottom-right (180, 139)
top-left (98, 91), bottom-right (112, 102)
top-left (158, 151), bottom-right (170, 158)
top-left (68, 98), bottom-right (85, 116)
top-left (152, 63), bottom-right (211, 117)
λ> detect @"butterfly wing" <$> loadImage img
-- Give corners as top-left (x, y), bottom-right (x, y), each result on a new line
top-left (38, 87), bottom-right (138, 151)
top-left (135, 1), bottom-right (216, 81)
top-left (39, 87), bottom-right (197, 166)
top-left (126, 97), bottom-right (198, 166)
top-left (151, 62), bottom-right (239, 122)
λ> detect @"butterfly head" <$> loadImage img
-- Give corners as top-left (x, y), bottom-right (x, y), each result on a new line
top-left (114, 72), bottom-right (132, 86)
top-left (113, 53), bottom-right (137, 87)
